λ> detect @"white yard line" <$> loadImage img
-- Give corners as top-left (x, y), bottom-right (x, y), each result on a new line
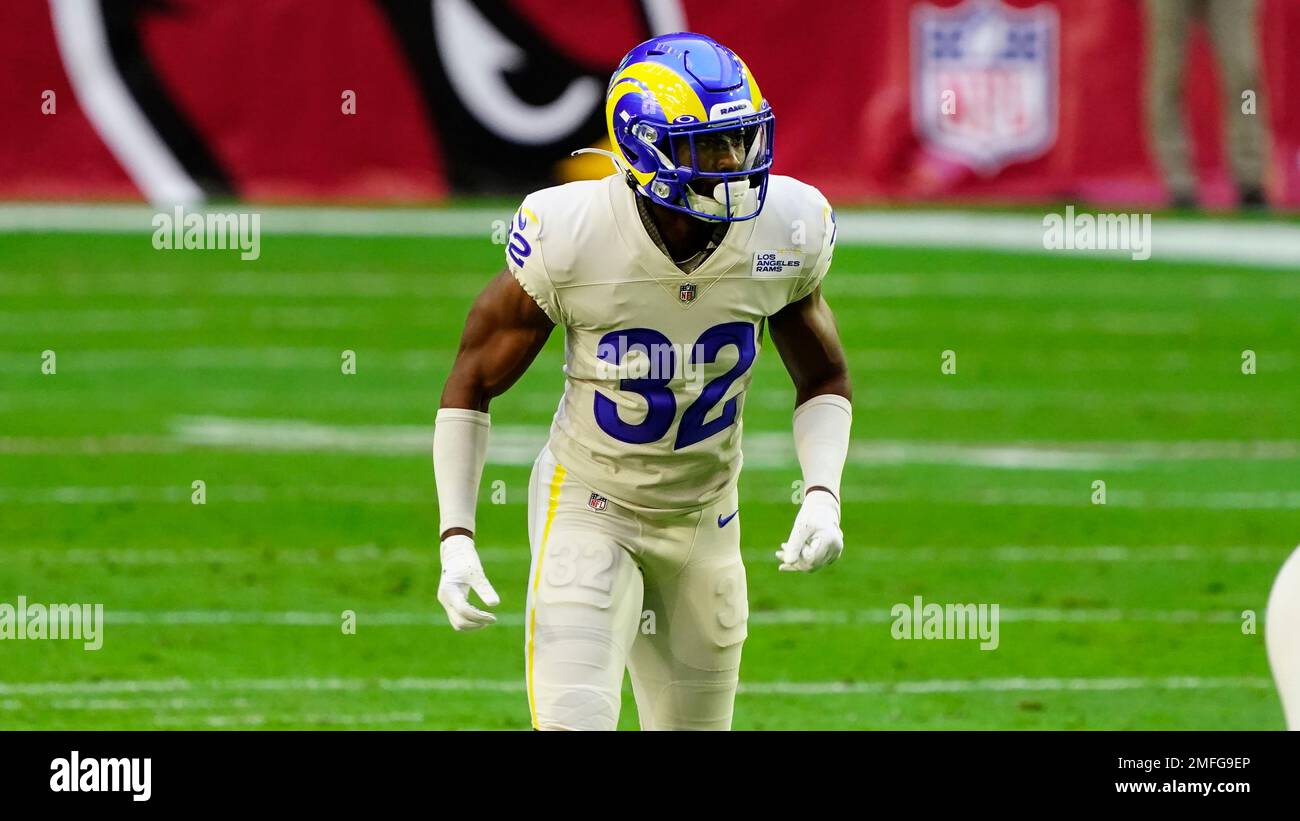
top-left (737, 676), bottom-right (1274, 695)
top-left (4, 544), bottom-right (1288, 565)
top-left (839, 387), bottom-right (1300, 415)
top-left (150, 711), bottom-right (427, 727)
top-left (7, 383), bottom-right (1299, 417)
top-left (1, 347), bottom-right (1294, 375)
top-left (6, 607), bottom-right (1251, 628)
top-left (1, 204), bottom-right (1297, 268)
top-left (949, 486), bottom-right (1300, 510)
top-left (832, 211), bottom-right (1300, 269)
top-left (0, 270), bottom-right (483, 298)
top-left (0, 306), bottom-right (1258, 336)
top-left (4, 270), bottom-right (1296, 301)
top-left (164, 416), bottom-right (1300, 470)
top-left (0, 204), bottom-right (502, 237)
top-left (0, 347), bottom-right (465, 371)
top-left (827, 271), bottom-right (1300, 300)
top-left (0, 486), bottom-right (433, 504)
top-left (4, 482), bottom-right (1300, 508)
top-left (0, 435), bottom-right (179, 455)
top-left (9, 697), bottom-right (236, 712)
top-left (0, 675), bottom-right (1272, 699)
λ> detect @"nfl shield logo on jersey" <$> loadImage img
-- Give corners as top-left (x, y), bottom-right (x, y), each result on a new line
top-left (588, 493), bottom-right (608, 512)
top-left (911, 0), bottom-right (1059, 175)
top-left (678, 282), bottom-right (696, 304)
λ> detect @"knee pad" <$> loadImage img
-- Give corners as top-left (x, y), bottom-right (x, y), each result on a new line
top-left (534, 684), bottom-right (621, 731)
top-left (641, 672), bottom-right (740, 731)
top-left (530, 621), bottom-right (627, 731)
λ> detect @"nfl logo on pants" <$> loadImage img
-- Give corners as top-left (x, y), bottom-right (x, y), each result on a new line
top-left (678, 282), bottom-right (696, 303)
top-left (588, 493), bottom-right (608, 512)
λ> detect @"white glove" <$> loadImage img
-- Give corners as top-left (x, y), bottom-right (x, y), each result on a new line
top-left (437, 534), bottom-right (500, 630)
top-left (776, 490), bottom-right (844, 572)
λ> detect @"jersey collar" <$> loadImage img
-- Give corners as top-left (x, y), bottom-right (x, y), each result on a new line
top-left (607, 175), bottom-right (758, 305)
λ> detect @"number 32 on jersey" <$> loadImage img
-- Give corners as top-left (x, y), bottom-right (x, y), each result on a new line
top-left (593, 321), bottom-right (756, 450)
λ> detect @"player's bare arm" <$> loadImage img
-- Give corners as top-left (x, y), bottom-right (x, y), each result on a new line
top-left (769, 284), bottom-right (852, 409)
top-left (433, 270), bottom-right (553, 629)
top-left (769, 285), bottom-right (854, 573)
top-left (440, 268), bottom-right (555, 422)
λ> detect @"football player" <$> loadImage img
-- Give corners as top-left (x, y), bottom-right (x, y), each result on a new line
top-left (433, 32), bottom-right (852, 730)
top-left (1266, 544), bottom-right (1300, 729)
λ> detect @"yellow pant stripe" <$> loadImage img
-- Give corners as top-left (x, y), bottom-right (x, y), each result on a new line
top-left (527, 462), bottom-right (566, 728)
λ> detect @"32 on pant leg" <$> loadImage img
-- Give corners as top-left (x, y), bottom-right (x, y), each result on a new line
top-left (526, 509), bottom-right (644, 731)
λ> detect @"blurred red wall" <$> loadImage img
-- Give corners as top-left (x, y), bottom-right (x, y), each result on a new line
top-left (1, 0), bottom-right (1295, 207)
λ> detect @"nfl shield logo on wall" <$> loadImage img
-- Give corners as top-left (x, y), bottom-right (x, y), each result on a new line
top-left (588, 493), bottom-right (608, 512)
top-left (911, 0), bottom-right (1059, 175)
top-left (678, 282), bottom-right (696, 304)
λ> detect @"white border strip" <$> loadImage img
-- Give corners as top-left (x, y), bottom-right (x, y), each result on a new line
top-left (163, 417), bottom-right (1300, 469)
top-left (66, 607), bottom-right (1256, 627)
top-left (0, 674), bottom-right (1271, 697)
top-left (2, 204), bottom-right (1298, 267)
top-left (1, 544), bottom-right (1292, 565)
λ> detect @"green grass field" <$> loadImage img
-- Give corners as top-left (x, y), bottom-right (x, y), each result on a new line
top-left (1, 214), bottom-right (1297, 729)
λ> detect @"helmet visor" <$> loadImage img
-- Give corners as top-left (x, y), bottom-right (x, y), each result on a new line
top-left (664, 110), bottom-right (774, 219)
top-left (670, 114), bottom-right (772, 182)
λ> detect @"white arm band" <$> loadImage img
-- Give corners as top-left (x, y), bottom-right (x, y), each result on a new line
top-left (433, 408), bottom-right (491, 536)
top-left (793, 394), bottom-right (852, 501)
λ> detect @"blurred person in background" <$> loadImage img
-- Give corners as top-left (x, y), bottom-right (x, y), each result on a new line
top-left (1144, 0), bottom-right (1269, 210)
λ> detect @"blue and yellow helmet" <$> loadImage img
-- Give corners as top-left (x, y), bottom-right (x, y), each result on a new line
top-left (599, 33), bottom-right (774, 222)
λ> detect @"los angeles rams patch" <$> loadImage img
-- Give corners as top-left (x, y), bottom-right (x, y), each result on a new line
top-left (752, 250), bottom-right (803, 278)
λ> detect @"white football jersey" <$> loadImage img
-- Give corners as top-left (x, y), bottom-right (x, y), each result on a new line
top-left (506, 173), bottom-right (836, 513)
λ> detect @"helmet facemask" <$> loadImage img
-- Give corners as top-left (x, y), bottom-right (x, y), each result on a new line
top-left (636, 110), bottom-right (775, 222)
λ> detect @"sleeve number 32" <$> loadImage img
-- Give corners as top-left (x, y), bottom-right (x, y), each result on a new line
top-left (593, 321), bottom-right (756, 449)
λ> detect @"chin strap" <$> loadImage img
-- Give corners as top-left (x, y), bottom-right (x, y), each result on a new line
top-left (570, 147), bottom-right (635, 181)
top-left (571, 146), bottom-right (643, 193)
top-left (685, 179), bottom-right (751, 219)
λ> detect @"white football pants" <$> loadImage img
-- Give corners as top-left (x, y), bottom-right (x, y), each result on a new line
top-left (524, 445), bottom-right (748, 730)
top-left (1266, 544), bottom-right (1300, 729)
